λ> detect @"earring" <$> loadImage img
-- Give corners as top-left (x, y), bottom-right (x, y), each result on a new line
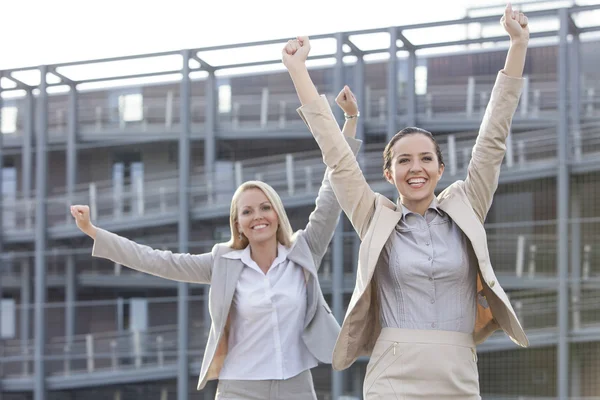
top-left (238, 233), bottom-right (243, 240)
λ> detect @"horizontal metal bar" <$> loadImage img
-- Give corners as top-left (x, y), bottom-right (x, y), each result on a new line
top-left (194, 33), bottom-right (333, 54)
top-left (214, 53), bottom-right (334, 70)
top-left (414, 29), bottom-right (558, 50)
top-left (53, 50), bottom-right (182, 69)
top-left (569, 4), bottom-right (600, 14)
top-left (580, 26), bottom-right (600, 34)
top-left (76, 69), bottom-right (183, 84)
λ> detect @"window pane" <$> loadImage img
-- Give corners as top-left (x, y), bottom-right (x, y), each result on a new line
top-left (119, 94), bottom-right (143, 122)
top-left (1, 299), bottom-right (16, 339)
top-left (1, 106), bottom-right (18, 134)
top-left (415, 66), bottom-right (428, 96)
top-left (219, 84), bottom-right (232, 114)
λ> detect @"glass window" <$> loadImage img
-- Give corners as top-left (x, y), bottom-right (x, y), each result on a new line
top-left (118, 93), bottom-right (144, 122)
top-left (218, 84), bottom-right (232, 114)
top-left (415, 66), bottom-right (428, 96)
top-left (1, 106), bottom-right (18, 134)
top-left (1, 299), bottom-right (16, 339)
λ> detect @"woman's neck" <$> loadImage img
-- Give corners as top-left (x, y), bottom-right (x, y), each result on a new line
top-left (249, 239), bottom-right (278, 274)
top-left (400, 194), bottom-right (435, 217)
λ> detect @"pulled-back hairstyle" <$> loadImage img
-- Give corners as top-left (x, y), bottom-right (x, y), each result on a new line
top-left (382, 127), bottom-right (445, 177)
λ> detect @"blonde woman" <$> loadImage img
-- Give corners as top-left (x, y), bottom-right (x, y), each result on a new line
top-left (283, 4), bottom-right (530, 399)
top-left (70, 95), bottom-right (361, 400)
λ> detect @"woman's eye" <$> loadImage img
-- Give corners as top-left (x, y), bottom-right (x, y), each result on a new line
top-left (423, 156), bottom-right (433, 162)
top-left (262, 205), bottom-right (271, 211)
top-left (242, 210), bottom-right (250, 215)
top-left (398, 158), bottom-right (408, 164)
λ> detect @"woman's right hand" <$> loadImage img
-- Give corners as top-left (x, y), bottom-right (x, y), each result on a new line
top-left (70, 205), bottom-right (97, 239)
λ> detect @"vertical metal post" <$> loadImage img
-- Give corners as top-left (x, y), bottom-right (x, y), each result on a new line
top-left (21, 259), bottom-right (31, 375)
top-left (204, 70), bottom-right (217, 335)
top-left (354, 54), bottom-right (366, 166)
top-left (332, 220), bottom-right (344, 400)
top-left (330, 32), bottom-right (345, 400)
top-left (557, 9), bottom-right (570, 400)
top-left (66, 85), bottom-right (78, 219)
top-left (406, 50), bottom-right (417, 127)
top-left (178, 50), bottom-right (191, 400)
top-left (34, 65), bottom-right (49, 400)
top-left (387, 27), bottom-right (398, 140)
top-left (23, 90), bottom-right (34, 228)
top-left (570, 34), bottom-right (581, 161)
top-left (205, 71), bottom-right (217, 216)
top-left (65, 254), bottom-right (76, 372)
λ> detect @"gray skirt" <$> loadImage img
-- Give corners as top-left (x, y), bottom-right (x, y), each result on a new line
top-left (364, 328), bottom-right (481, 399)
top-left (215, 369), bottom-right (317, 400)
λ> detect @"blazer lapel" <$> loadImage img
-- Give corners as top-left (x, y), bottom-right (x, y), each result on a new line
top-left (219, 259), bottom-right (244, 329)
top-left (286, 238), bottom-right (320, 328)
top-left (438, 196), bottom-right (489, 265)
top-left (363, 206), bottom-right (402, 284)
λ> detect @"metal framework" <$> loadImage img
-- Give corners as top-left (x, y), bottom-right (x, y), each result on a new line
top-left (0, 3), bottom-right (599, 400)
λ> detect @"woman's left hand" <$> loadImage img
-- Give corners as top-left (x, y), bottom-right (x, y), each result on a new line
top-left (501, 3), bottom-right (529, 44)
top-left (335, 85), bottom-right (359, 116)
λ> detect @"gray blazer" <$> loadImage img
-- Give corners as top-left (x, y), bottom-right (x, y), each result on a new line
top-left (91, 137), bottom-right (361, 390)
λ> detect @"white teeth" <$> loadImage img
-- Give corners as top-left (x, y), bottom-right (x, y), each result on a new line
top-left (252, 224), bottom-right (267, 230)
top-left (408, 178), bottom-right (426, 184)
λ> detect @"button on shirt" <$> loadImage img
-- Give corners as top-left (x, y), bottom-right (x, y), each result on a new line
top-left (375, 198), bottom-right (477, 333)
top-left (219, 243), bottom-right (318, 380)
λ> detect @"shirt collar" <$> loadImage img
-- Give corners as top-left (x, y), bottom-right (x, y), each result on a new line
top-left (222, 243), bottom-right (290, 269)
top-left (397, 197), bottom-right (444, 220)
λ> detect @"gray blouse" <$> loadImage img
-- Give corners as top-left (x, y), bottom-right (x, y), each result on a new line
top-left (375, 198), bottom-right (477, 333)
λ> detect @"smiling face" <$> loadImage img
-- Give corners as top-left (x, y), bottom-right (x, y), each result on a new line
top-left (384, 132), bottom-right (445, 213)
top-left (235, 188), bottom-right (280, 247)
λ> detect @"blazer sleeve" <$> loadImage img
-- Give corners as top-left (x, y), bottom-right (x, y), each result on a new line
top-left (297, 96), bottom-right (377, 240)
top-left (464, 71), bottom-right (523, 223)
top-left (92, 228), bottom-right (213, 284)
top-left (303, 136), bottom-right (362, 268)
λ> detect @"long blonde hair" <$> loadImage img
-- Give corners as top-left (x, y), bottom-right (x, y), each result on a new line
top-left (227, 181), bottom-right (294, 250)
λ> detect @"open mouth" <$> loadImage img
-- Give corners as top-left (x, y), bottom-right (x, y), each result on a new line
top-left (407, 178), bottom-right (427, 189)
top-left (251, 224), bottom-right (268, 231)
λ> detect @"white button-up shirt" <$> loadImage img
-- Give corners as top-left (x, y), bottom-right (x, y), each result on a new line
top-left (218, 243), bottom-right (318, 380)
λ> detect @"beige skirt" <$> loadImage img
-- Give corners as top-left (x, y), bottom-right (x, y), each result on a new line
top-left (364, 328), bottom-right (481, 399)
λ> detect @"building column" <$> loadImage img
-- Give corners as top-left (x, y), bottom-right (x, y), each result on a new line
top-left (21, 259), bottom-right (31, 376)
top-left (178, 49), bottom-right (192, 400)
top-left (330, 32), bottom-right (346, 400)
top-left (406, 49), bottom-right (417, 127)
top-left (354, 54), bottom-right (366, 164)
top-left (204, 70), bottom-right (217, 338)
top-left (23, 90), bottom-right (34, 228)
top-left (34, 65), bottom-right (49, 400)
top-left (570, 33), bottom-right (581, 161)
top-left (387, 27), bottom-right (399, 140)
top-left (66, 84), bottom-right (78, 218)
top-left (556, 8), bottom-right (570, 400)
top-left (65, 255), bottom-right (76, 370)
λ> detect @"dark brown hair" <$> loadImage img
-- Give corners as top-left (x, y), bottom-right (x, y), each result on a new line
top-left (382, 127), bottom-right (444, 177)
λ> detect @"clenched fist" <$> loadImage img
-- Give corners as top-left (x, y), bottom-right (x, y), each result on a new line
top-left (70, 205), bottom-right (97, 239)
top-left (335, 85), bottom-right (359, 117)
top-left (282, 36), bottom-right (311, 71)
top-left (501, 3), bottom-right (529, 43)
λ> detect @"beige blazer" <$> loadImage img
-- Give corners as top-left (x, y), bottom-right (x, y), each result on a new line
top-left (297, 71), bottom-right (529, 371)
top-left (91, 138), bottom-right (361, 389)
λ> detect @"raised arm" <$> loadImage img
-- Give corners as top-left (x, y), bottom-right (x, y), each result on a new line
top-left (70, 205), bottom-right (213, 284)
top-left (463, 4), bottom-right (529, 222)
top-left (303, 87), bottom-right (362, 267)
top-left (283, 38), bottom-right (377, 239)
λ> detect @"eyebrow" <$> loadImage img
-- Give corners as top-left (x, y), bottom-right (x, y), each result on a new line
top-left (396, 152), bottom-right (434, 158)
top-left (241, 201), bottom-right (271, 209)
